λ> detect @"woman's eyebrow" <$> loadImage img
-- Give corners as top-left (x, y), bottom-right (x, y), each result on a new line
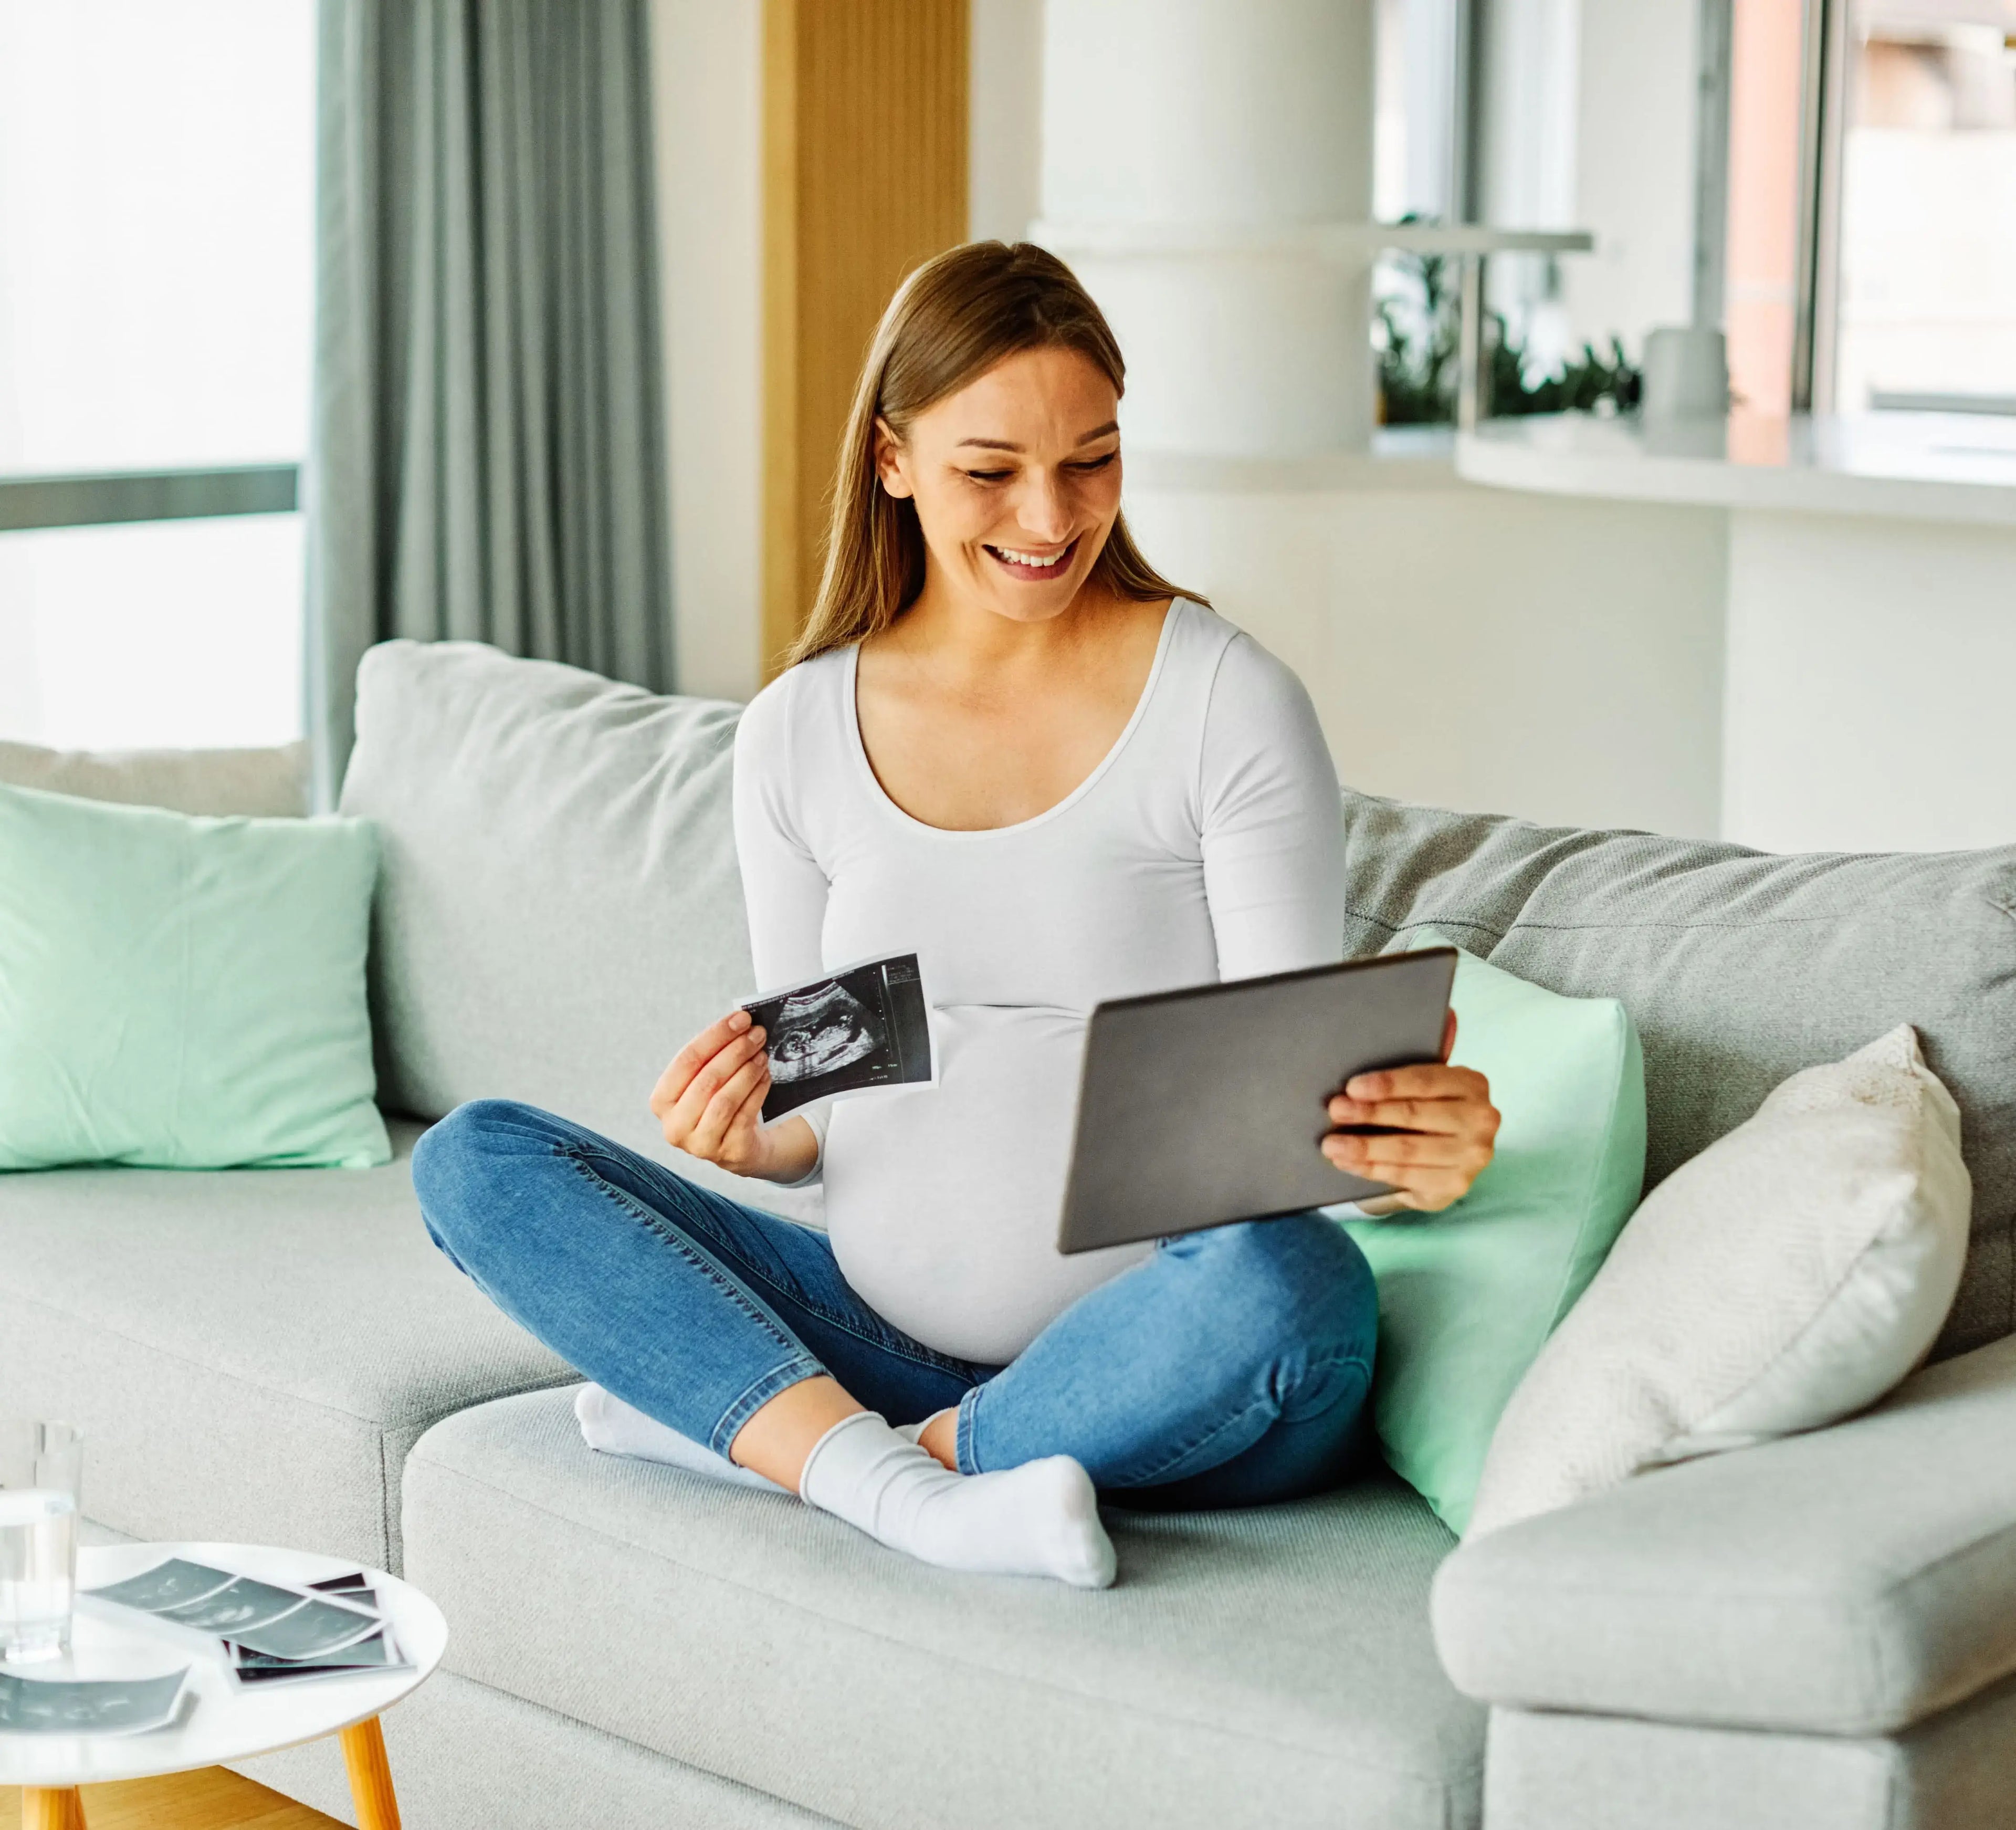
top-left (954, 422), bottom-right (1120, 453)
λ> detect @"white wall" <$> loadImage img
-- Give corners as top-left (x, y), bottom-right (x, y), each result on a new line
top-left (970, 0), bottom-right (1045, 242)
top-left (1723, 510), bottom-right (2016, 851)
top-left (1124, 477), bottom-right (1729, 837)
top-left (651, 0), bottom-right (764, 702)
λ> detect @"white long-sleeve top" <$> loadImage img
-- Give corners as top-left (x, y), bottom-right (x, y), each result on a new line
top-left (731, 599), bottom-right (1346, 1364)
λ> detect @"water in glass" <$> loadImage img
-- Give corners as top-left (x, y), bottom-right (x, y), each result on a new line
top-left (0, 1421), bottom-right (82, 1664)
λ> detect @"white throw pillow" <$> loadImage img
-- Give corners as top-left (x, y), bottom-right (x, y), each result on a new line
top-left (1466, 1024), bottom-right (1970, 1539)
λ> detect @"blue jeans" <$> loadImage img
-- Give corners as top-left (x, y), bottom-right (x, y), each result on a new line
top-left (413, 1099), bottom-right (1379, 1507)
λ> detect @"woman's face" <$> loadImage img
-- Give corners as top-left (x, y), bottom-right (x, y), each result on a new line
top-left (875, 346), bottom-right (1124, 626)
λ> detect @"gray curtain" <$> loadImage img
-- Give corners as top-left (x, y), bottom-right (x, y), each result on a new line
top-left (308, 0), bottom-right (672, 802)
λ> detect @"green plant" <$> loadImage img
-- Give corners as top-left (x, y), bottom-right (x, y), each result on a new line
top-left (1372, 230), bottom-right (1642, 425)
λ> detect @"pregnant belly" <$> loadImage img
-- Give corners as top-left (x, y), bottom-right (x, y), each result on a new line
top-left (821, 1004), bottom-right (1152, 1365)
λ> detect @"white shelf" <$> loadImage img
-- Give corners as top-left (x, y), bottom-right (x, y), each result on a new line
top-left (1030, 219), bottom-right (1594, 259)
top-left (1455, 410), bottom-right (2016, 527)
top-left (1125, 426), bottom-right (1460, 494)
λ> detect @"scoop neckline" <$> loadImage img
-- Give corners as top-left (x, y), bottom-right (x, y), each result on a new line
top-left (842, 598), bottom-right (1188, 840)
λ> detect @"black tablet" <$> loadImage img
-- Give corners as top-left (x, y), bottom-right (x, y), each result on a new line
top-left (1055, 948), bottom-right (1458, 1255)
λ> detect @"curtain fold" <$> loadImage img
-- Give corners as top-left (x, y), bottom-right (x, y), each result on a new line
top-left (308, 0), bottom-right (671, 803)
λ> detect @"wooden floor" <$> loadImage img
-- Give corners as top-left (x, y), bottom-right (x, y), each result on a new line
top-left (2, 1768), bottom-right (341, 1829)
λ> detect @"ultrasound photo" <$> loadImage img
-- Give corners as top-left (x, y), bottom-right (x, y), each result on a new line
top-left (158, 1576), bottom-right (310, 1635)
top-left (742, 953), bottom-right (933, 1120)
top-left (227, 1596), bottom-right (384, 1661)
top-left (86, 1559), bottom-right (235, 1614)
top-left (0, 1668), bottom-right (190, 1736)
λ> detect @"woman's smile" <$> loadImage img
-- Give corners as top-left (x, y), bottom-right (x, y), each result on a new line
top-left (983, 536), bottom-right (1078, 582)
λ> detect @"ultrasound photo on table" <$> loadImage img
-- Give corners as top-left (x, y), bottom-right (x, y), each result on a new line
top-left (742, 953), bottom-right (933, 1120)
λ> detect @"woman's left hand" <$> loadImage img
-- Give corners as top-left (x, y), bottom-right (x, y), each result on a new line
top-left (1320, 1011), bottom-right (1499, 1214)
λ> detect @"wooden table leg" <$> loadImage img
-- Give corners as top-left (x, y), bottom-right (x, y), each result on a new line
top-left (20, 1790), bottom-right (82, 1830)
top-left (339, 1716), bottom-right (403, 1830)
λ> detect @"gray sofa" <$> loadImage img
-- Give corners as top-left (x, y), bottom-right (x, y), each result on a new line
top-left (3, 639), bottom-right (2012, 1830)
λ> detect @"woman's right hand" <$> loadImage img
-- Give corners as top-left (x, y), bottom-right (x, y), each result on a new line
top-left (650, 1010), bottom-right (793, 1179)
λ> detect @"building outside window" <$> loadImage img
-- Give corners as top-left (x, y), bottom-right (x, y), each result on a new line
top-left (1833, 0), bottom-right (2016, 412)
top-left (0, 0), bottom-right (315, 750)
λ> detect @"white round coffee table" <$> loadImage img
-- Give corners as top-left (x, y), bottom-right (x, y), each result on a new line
top-left (1, 1541), bottom-right (446, 1830)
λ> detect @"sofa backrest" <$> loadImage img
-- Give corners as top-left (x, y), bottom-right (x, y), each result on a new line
top-left (0, 739), bottom-right (309, 816)
top-left (343, 640), bottom-right (2013, 1354)
top-left (339, 640), bottom-right (820, 1224)
top-left (1340, 790), bottom-right (2015, 1360)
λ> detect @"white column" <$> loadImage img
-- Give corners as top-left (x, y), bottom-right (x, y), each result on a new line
top-left (1036, 0), bottom-right (1378, 457)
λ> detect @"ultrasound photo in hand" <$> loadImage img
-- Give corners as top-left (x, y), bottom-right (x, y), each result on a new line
top-left (742, 953), bottom-right (933, 1120)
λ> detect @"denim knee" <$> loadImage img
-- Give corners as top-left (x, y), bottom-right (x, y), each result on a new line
top-left (411, 1097), bottom-right (552, 1260)
top-left (1182, 1212), bottom-right (1379, 1365)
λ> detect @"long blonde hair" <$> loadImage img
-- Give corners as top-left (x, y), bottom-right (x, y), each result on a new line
top-left (786, 241), bottom-right (1202, 669)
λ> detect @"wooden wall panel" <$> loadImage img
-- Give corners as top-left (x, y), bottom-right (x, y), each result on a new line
top-left (762, 0), bottom-right (969, 675)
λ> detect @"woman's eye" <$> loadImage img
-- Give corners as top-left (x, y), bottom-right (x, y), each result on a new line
top-left (963, 468), bottom-right (1013, 484)
top-left (1069, 453), bottom-right (1118, 473)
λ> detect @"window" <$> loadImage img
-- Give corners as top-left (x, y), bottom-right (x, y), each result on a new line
top-left (1832, 1), bottom-right (2016, 411)
top-left (0, 0), bottom-right (316, 749)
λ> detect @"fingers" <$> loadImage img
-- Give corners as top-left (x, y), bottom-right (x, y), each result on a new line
top-left (1322, 1054), bottom-right (1499, 1214)
top-left (1321, 1128), bottom-right (1483, 1213)
top-left (1327, 1093), bottom-right (1475, 1136)
top-left (1442, 1008), bottom-right (1458, 1063)
top-left (650, 1009), bottom-right (754, 1117)
top-left (1322, 1129), bottom-right (1488, 1172)
top-left (1340, 1061), bottom-right (1492, 1106)
top-left (662, 1023), bottom-right (768, 1149)
top-left (684, 1050), bottom-right (772, 1162)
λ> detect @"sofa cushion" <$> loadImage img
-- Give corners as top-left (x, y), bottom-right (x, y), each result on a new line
top-left (338, 640), bottom-right (819, 1226)
top-left (0, 738), bottom-right (309, 817)
top-left (0, 782), bottom-right (389, 1172)
top-left (1467, 1025), bottom-right (1971, 1541)
top-left (402, 1387), bottom-right (1485, 1830)
top-left (0, 1121), bottom-right (573, 1570)
top-left (1342, 791), bottom-right (2016, 1357)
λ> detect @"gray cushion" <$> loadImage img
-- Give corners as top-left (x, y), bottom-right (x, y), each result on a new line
top-left (0, 738), bottom-right (309, 816)
top-left (339, 640), bottom-right (820, 1225)
top-left (1430, 1335), bottom-right (2016, 1736)
top-left (1340, 791), bottom-right (2016, 1357)
top-left (402, 1387), bottom-right (1485, 1830)
top-left (0, 1121), bottom-right (573, 1570)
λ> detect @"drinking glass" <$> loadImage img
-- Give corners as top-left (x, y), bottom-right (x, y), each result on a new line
top-left (0, 1421), bottom-right (83, 1664)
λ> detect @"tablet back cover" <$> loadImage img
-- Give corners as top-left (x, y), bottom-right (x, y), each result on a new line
top-left (1057, 949), bottom-right (1457, 1253)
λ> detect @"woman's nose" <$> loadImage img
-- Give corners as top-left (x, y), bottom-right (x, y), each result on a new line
top-left (1013, 471), bottom-right (1073, 542)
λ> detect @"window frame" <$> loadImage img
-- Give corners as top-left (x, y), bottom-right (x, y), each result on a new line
top-left (0, 466), bottom-right (299, 536)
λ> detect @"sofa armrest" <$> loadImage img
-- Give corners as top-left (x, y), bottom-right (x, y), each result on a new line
top-left (1431, 1334), bottom-right (2016, 1738)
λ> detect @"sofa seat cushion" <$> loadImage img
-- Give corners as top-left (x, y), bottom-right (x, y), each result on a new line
top-left (0, 1120), bottom-right (574, 1569)
top-left (402, 1388), bottom-right (1485, 1830)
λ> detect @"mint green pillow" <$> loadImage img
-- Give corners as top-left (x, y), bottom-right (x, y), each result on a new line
top-left (1336, 930), bottom-right (1645, 1534)
top-left (0, 782), bottom-right (390, 1170)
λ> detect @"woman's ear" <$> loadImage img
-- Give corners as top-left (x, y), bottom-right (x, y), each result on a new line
top-left (873, 417), bottom-right (915, 499)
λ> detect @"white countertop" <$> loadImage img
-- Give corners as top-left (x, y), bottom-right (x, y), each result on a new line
top-left (1455, 410), bottom-right (2016, 527)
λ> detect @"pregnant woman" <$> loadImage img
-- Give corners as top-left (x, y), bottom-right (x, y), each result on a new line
top-left (414, 243), bottom-right (1499, 1588)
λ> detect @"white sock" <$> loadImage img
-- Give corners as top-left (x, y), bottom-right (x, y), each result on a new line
top-left (797, 1411), bottom-right (1115, 1590)
top-left (574, 1384), bottom-right (785, 1492)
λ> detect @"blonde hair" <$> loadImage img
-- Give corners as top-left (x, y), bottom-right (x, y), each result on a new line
top-left (786, 241), bottom-right (1201, 668)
